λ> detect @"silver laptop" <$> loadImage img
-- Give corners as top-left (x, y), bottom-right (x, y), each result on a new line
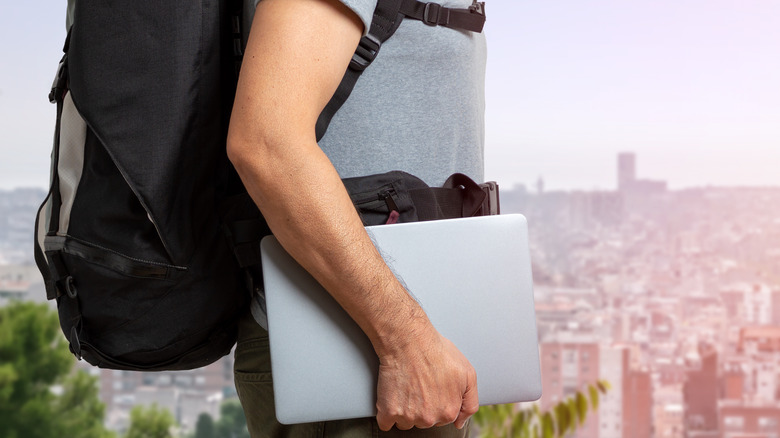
top-left (261, 214), bottom-right (542, 424)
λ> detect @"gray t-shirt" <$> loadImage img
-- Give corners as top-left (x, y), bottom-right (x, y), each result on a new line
top-left (252, 0), bottom-right (486, 187)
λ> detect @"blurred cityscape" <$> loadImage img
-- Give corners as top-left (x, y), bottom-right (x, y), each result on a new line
top-left (2, 153), bottom-right (780, 437)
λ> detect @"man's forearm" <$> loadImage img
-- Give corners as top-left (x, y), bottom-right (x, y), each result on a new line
top-left (228, 131), bottom-right (430, 356)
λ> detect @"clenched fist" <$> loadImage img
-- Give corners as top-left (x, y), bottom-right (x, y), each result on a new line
top-left (375, 322), bottom-right (479, 431)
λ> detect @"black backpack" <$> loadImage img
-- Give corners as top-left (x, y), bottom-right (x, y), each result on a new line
top-left (34, 0), bottom-right (486, 371)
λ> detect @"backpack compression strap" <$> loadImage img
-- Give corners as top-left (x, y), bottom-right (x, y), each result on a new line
top-left (314, 0), bottom-right (486, 141)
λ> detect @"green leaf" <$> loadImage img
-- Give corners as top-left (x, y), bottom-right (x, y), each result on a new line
top-left (554, 402), bottom-right (570, 435)
top-left (575, 391), bottom-right (589, 425)
top-left (588, 384), bottom-right (600, 410)
top-left (541, 413), bottom-right (554, 438)
top-left (567, 398), bottom-right (579, 427)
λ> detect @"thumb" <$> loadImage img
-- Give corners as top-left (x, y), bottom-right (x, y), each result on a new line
top-left (454, 372), bottom-right (479, 429)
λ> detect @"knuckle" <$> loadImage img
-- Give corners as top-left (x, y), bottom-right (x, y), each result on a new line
top-left (389, 407), bottom-right (405, 419)
top-left (419, 414), bottom-right (436, 429)
top-left (445, 406), bottom-right (461, 423)
top-left (379, 402), bottom-right (402, 418)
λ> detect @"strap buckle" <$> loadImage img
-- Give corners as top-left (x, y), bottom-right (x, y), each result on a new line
top-left (469, 1), bottom-right (485, 17)
top-left (49, 53), bottom-right (68, 104)
top-left (479, 181), bottom-right (500, 215)
top-left (423, 3), bottom-right (445, 26)
top-left (49, 29), bottom-right (71, 104)
top-left (349, 33), bottom-right (382, 72)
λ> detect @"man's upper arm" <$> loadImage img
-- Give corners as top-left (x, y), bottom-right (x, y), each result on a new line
top-left (230, 0), bottom-right (365, 151)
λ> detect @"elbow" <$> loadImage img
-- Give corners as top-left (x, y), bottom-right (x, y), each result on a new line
top-left (226, 109), bottom-right (318, 184)
top-left (227, 116), bottom-right (315, 175)
top-left (226, 128), bottom-right (253, 174)
top-left (226, 122), bottom-right (277, 180)
top-left (226, 119), bottom-right (304, 185)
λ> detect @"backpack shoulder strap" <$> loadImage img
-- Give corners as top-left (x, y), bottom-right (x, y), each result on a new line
top-left (399, 0), bottom-right (485, 32)
top-left (314, 0), bottom-right (486, 141)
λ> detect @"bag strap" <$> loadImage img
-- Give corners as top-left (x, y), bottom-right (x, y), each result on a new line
top-left (315, 0), bottom-right (486, 141)
top-left (399, 0), bottom-right (486, 32)
top-left (407, 173), bottom-right (495, 220)
top-left (36, 28), bottom-right (72, 301)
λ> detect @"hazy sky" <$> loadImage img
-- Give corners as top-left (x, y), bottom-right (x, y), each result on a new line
top-left (1, 0), bottom-right (779, 191)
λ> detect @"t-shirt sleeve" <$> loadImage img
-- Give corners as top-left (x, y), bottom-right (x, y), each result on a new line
top-left (254, 0), bottom-right (378, 36)
top-left (338, 0), bottom-right (378, 36)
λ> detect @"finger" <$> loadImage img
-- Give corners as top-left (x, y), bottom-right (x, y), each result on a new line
top-left (432, 404), bottom-right (460, 428)
top-left (454, 380), bottom-right (479, 429)
top-left (395, 418), bottom-right (414, 431)
top-left (417, 415), bottom-right (437, 429)
top-left (376, 413), bottom-right (395, 432)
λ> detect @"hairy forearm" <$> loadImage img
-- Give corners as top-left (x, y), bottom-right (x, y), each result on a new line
top-left (228, 133), bottom-right (429, 356)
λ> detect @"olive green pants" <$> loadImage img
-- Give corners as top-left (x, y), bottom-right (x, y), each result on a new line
top-left (234, 310), bottom-right (471, 438)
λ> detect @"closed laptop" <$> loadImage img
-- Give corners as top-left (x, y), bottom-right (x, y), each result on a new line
top-left (261, 214), bottom-right (542, 424)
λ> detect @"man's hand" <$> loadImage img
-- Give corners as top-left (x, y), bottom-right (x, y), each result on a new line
top-left (375, 323), bottom-right (479, 431)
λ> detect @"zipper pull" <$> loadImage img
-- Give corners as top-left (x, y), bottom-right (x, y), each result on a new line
top-left (380, 191), bottom-right (398, 213)
top-left (380, 191), bottom-right (400, 224)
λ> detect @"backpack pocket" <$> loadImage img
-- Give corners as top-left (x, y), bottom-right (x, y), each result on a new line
top-left (36, 91), bottom-right (176, 292)
top-left (343, 171), bottom-right (429, 226)
top-left (50, 237), bottom-right (233, 370)
top-left (35, 91), bottom-right (243, 370)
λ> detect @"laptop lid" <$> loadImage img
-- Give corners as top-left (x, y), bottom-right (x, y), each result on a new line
top-left (261, 214), bottom-right (542, 424)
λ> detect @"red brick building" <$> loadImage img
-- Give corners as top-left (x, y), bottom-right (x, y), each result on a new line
top-left (540, 341), bottom-right (652, 438)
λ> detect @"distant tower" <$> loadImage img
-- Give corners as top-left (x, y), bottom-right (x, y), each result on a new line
top-left (617, 152), bottom-right (636, 191)
top-left (536, 176), bottom-right (545, 194)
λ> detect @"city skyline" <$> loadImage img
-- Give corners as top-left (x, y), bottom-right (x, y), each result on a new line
top-left (2, 0), bottom-right (779, 191)
top-left (4, 174), bottom-right (780, 436)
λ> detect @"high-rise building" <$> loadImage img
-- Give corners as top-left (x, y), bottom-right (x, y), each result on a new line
top-left (683, 343), bottom-right (719, 435)
top-left (539, 341), bottom-right (652, 438)
top-left (617, 153), bottom-right (636, 192)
